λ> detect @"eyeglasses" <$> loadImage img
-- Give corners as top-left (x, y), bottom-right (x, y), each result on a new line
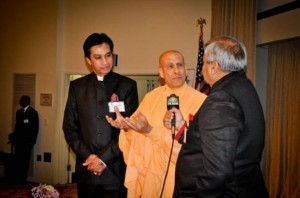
top-left (206, 60), bottom-right (214, 64)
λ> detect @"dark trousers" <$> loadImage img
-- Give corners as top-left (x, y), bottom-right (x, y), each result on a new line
top-left (14, 143), bottom-right (33, 182)
top-left (77, 183), bottom-right (127, 198)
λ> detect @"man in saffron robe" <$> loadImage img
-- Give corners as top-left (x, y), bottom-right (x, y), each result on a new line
top-left (106, 50), bottom-right (207, 198)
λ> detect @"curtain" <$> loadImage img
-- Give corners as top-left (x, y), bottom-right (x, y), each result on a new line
top-left (263, 38), bottom-right (300, 198)
top-left (211, 0), bottom-right (256, 83)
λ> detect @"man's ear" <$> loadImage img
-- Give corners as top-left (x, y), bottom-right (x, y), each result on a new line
top-left (209, 61), bottom-right (219, 75)
top-left (85, 57), bottom-right (91, 65)
top-left (159, 67), bottom-right (164, 79)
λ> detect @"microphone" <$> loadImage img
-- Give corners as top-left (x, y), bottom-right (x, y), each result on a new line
top-left (167, 94), bottom-right (179, 138)
top-left (167, 94), bottom-right (179, 110)
top-left (160, 94), bottom-right (179, 197)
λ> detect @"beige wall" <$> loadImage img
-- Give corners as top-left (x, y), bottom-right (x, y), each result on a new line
top-left (62, 0), bottom-right (212, 74)
top-left (257, 8), bottom-right (300, 45)
top-left (0, 0), bottom-right (58, 183)
top-left (0, 0), bottom-right (211, 184)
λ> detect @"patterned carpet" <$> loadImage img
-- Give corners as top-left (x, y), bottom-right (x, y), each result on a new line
top-left (0, 178), bottom-right (77, 198)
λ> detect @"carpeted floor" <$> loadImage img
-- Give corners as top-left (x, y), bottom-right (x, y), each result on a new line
top-left (0, 177), bottom-right (77, 198)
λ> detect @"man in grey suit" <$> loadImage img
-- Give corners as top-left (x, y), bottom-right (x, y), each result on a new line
top-left (63, 33), bottom-right (138, 198)
top-left (170, 36), bottom-right (269, 197)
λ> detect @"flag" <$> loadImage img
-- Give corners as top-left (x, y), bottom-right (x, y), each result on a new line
top-left (194, 36), bottom-right (204, 89)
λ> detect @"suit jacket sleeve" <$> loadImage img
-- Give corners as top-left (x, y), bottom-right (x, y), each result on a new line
top-left (194, 90), bottom-right (244, 197)
top-left (63, 83), bottom-right (92, 161)
top-left (28, 107), bottom-right (39, 145)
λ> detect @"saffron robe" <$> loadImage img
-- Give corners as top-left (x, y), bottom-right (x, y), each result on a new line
top-left (120, 83), bottom-right (207, 198)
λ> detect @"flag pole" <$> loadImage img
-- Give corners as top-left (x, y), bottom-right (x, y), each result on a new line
top-left (194, 18), bottom-right (206, 91)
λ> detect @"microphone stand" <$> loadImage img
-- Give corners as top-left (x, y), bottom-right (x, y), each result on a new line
top-left (160, 113), bottom-right (176, 198)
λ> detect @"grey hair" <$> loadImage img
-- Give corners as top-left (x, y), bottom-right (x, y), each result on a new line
top-left (204, 36), bottom-right (247, 72)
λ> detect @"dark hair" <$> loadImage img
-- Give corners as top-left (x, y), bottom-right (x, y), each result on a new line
top-left (83, 33), bottom-right (114, 58)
